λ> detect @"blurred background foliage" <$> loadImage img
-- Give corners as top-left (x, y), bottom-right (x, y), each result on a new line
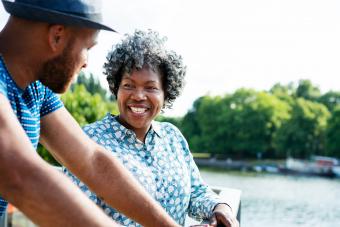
top-left (177, 79), bottom-right (339, 159)
top-left (38, 74), bottom-right (340, 165)
top-left (37, 72), bottom-right (118, 165)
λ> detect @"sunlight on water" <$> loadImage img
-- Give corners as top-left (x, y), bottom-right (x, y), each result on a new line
top-left (200, 169), bottom-right (340, 227)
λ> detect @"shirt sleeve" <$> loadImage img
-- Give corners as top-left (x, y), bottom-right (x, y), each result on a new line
top-left (0, 70), bottom-right (8, 98)
top-left (0, 197), bottom-right (8, 218)
top-left (40, 86), bottom-right (64, 117)
top-left (187, 151), bottom-right (220, 220)
top-left (171, 124), bottom-right (220, 220)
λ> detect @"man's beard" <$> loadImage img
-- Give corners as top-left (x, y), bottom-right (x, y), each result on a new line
top-left (39, 42), bottom-right (77, 93)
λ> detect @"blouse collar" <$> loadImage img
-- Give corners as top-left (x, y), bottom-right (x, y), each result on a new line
top-left (106, 113), bottom-right (162, 139)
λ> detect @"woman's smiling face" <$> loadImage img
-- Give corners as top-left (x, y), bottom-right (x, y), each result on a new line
top-left (117, 65), bottom-right (165, 140)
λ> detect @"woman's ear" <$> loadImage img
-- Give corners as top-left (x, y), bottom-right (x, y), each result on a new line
top-left (47, 25), bottom-right (67, 52)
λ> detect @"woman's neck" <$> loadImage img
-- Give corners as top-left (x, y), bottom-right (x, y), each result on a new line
top-left (116, 115), bottom-right (150, 143)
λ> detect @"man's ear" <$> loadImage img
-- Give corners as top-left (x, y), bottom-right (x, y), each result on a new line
top-left (47, 25), bottom-right (68, 52)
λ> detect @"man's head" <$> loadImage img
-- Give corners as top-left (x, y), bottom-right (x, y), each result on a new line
top-left (1, 0), bottom-right (115, 93)
top-left (38, 26), bottom-right (99, 93)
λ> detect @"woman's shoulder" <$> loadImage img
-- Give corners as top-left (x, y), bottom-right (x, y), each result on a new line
top-left (156, 121), bottom-right (190, 157)
top-left (156, 121), bottom-right (178, 131)
top-left (155, 121), bottom-right (184, 138)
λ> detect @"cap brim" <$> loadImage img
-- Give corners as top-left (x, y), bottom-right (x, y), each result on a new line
top-left (2, 0), bottom-right (116, 32)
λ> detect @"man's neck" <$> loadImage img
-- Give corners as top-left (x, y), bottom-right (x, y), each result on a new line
top-left (0, 30), bottom-right (40, 89)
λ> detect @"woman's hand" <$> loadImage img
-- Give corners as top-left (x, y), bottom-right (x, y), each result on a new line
top-left (209, 204), bottom-right (239, 227)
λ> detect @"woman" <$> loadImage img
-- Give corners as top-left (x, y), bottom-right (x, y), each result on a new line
top-left (64, 30), bottom-right (238, 227)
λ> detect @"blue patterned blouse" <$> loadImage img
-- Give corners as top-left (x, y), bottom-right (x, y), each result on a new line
top-left (64, 113), bottom-right (222, 226)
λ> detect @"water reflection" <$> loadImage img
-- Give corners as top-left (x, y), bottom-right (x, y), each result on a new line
top-left (200, 169), bottom-right (340, 227)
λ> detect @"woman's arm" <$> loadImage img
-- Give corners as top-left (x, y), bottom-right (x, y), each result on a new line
top-left (173, 125), bottom-right (238, 227)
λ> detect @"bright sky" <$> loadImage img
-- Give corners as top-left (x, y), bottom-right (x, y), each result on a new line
top-left (1, 0), bottom-right (340, 117)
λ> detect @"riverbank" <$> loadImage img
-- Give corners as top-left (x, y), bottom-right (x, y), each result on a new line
top-left (193, 156), bottom-right (283, 171)
top-left (193, 156), bottom-right (340, 178)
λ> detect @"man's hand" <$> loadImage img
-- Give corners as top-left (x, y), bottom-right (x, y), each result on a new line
top-left (209, 204), bottom-right (239, 227)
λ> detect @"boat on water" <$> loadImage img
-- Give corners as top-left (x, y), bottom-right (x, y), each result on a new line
top-left (332, 165), bottom-right (340, 177)
top-left (283, 156), bottom-right (340, 177)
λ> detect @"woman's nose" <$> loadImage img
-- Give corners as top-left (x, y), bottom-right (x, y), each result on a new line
top-left (131, 88), bottom-right (146, 100)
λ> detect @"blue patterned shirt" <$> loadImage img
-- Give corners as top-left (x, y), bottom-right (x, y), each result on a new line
top-left (64, 113), bottom-right (221, 226)
top-left (0, 56), bottom-right (63, 216)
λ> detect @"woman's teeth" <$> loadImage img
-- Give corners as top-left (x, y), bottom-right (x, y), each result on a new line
top-left (130, 107), bottom-right (147, 113)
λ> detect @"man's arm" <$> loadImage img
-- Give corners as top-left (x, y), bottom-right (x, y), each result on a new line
top-left (40, 107), bottom-right (178, 227)
top-left (0, 95), bottom-right (118, 226)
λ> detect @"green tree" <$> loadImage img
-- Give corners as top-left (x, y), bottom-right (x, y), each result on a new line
top-left (38, 84), bottom-right (118, 165)
top-left (325, 106), bottom-right (340, 158)
top-left (61, 84), bottom-right (118, 126)
top-left (180, 97), bottom-right (207, 152)
top-left (295, 79), bottom-right (321, 101)
top-left (190, 89), bottom-right (290, 159)
top-left (216, 89), bottom-right (289, 158)
top-left (194, 95), bottom-right (225, 154)
top-left (269, 82), bottom-right (295, 105)
top-left (274, 98), bottom-right (330, 158)
top-left (238, 91), bottom-right (290, 158)
top-left (317, 91), bottom-right (340, 112)
top-left (72, 71), bottom-right (112, 101)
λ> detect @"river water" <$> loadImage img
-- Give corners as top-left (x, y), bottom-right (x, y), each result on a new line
top-left (199, 169), bottom-right (340, 227)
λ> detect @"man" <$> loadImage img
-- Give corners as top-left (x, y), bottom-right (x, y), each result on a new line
top-left (0, 0), bottom-right (178, 226)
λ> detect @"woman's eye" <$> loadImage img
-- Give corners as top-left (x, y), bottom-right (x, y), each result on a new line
top-left (122, 83), bottom-right (132, 88)
top-left (146, 86), bottom-right (158, 90)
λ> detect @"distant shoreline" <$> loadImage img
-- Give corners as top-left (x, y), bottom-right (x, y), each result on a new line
top-left (194, 157), bottom-right (340, 179)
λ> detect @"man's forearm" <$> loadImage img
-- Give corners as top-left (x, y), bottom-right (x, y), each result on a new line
top-left (0, 152), bottom-right (117, 227)
top-left (0, 152), bottom-right (119, 226)
top-left (77, 147), bottom-right (179, 227)
top-left (0, 99), bottom-right (117, 227)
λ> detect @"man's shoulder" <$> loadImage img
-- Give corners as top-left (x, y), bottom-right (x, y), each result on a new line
top-left (0, 56), bottom-right (10, 82)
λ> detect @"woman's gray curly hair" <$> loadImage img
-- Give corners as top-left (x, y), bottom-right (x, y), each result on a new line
top-left (103, 29), bottom-right (186, 109)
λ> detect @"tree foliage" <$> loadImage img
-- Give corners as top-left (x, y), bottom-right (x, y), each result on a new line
top-left (38, 79), bottom-right (118, 165)
top-left (61, 84), bottom-right (118, 126)
top-left (273, 98), bottom-right (330, 158)
top-left (72, 71), bottom-right (113, 101)
top-left (318, 91), bottom-right (340, 112)
top-left (183, 89), bottom-right (290, 158)
top-left (295, 79), bottom-right (321, 101)
top-left (158, 79), bottom-right (340, 160)
top-left (326, 106), bottom-right (340, 158)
